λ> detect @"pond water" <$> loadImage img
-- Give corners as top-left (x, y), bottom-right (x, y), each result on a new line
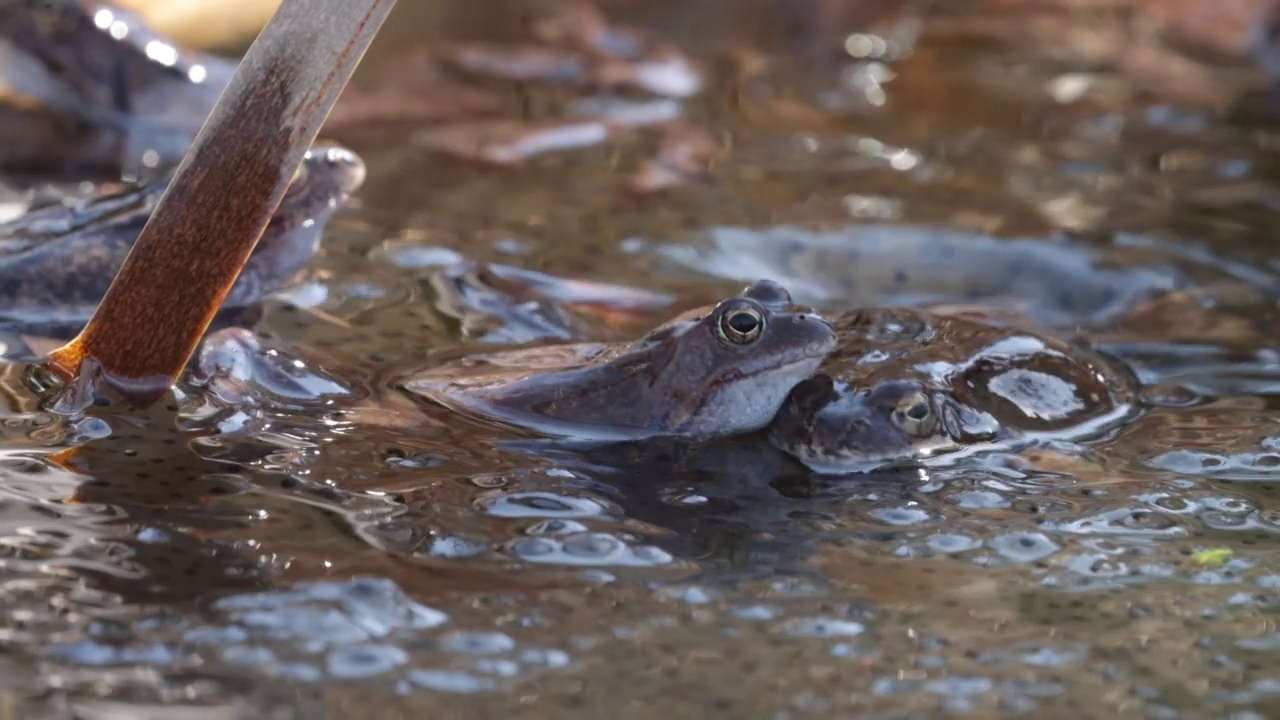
top-left (6, 0), bottom-right (1280, 717)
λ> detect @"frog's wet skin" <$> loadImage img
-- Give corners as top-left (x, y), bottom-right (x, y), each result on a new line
top-left (402, 280), bottom-right (838, 441)
top-left (0, 142), bottom-right (365, 336)
top-left (0, 0), bottom-right (233, 177)
top-left (769, 308), bottom-right (1141, 474)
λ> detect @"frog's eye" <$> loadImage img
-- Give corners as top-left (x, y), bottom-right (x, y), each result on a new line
top-left (716, 304), bottom-right (765, 345)
top-left (890, 392), bottom-right (936, 437)
top-left (27, 0), bottom-right (78, 36)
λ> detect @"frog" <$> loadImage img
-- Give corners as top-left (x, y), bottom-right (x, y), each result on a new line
top-left (655, 223), bottom-right (1280, 330)
top-left (0, 0), bottom-right (235, 178)
top-left (0, 141), bottom-right (365, 339)
top-left (767, 307), bottom-right (1141, 474)
top-left (386, 279), bottom-right (838, 440)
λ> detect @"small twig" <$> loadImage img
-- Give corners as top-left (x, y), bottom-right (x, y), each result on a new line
top-left (45, 0), bottom-right (399, 406)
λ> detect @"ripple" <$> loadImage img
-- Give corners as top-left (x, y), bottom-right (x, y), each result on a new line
top-left (477, 491), bottom-right (616, 519)
top-left (508, 532), bottom-right (673, 567)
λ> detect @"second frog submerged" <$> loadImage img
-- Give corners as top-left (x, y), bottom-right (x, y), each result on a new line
top-left (768, 308), bottom-right (1142, 474)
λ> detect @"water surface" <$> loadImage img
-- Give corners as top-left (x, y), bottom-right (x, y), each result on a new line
top-left (6, 1), bottom-right (1280, 717)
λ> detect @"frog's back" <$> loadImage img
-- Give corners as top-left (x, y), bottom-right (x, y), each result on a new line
top-left (0, 181), bottom-right (159, 326)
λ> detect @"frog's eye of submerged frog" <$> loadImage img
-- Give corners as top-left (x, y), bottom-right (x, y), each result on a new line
top-left (715, 300), bottom-right (765, 345)
top-left (891, 391), bottom-right (936, 437)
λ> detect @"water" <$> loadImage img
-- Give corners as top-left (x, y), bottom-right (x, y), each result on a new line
top-left (7, 0), bottom-right (1280, 716)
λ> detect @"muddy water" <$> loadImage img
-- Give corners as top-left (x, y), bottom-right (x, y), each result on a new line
top-left (5, 1), bottom-right (1280, 718)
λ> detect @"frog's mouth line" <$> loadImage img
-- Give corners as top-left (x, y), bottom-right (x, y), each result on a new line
top-left (705, 350), bottom-right (828, 390)
top-left (784, 435), bottom-right (962, 475)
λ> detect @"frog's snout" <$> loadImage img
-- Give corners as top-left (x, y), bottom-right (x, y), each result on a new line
top-left (789, 311), bottom-right (838, 355)
top-left (306, 142), bottom-right (367, 196)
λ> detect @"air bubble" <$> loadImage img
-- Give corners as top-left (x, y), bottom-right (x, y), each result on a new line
top-left (474, 658), bottom-right (521, 677)
top-left (952, 490), bottom-right (1010, 509)
top-left (924, 676), bottom-right (994, 695)
top-left (519, 648), bottom-right (571, 667)
top-left (563, 533), bottom-right (625, 558)
top-left (731, 605), bottom-right (777, 621)
top-left (778, 617), bottom-right (866, 638)
top-left (655, 586), bottom-right (718, 604)
top-left (326, 644), bottom-right (409, 679)
top-left (439, 631), bottom-right (516, 655)
top-left (508, 533), bottom-right (672, 567)
top-left (1254, 454), bottom-right (1280, 468)
top-left (510, 537), bottom-right (558, 558)
top-left (991, 532), bottom-right (1061, 562)
top-left (407, 669), bottom-right (495, 694)
top-left (527, 519), bottom-right (590, 535)
top-left (1019, 646), bottom-right (1084, 667)
top-left (478, 491), bottom-right (613, 519)
top-left (927, 533), bottom-right (983, 553)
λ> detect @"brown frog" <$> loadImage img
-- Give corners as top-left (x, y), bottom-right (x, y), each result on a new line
top-left (393, 279), bottom-right (837, 440)
top-left (768, 307), bottom-right (1141, 474)
top-left (656, 223), bottom-right (1280, 329)
top-left (0, 141), bottom-right (365, 338)
top-left (0, 0), bottom-right (235, 178)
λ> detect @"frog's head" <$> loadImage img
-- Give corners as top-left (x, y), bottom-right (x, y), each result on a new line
top-left (769, 377), bottom-right (1001, 474)
top-left (641, 279), bottom-right (838, 436)
top-left (222, 143), bottom-right (366, 306)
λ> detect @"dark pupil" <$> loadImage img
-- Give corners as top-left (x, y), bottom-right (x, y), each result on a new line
top-left (906, 402), bottom-right (930, 420)
top-left (727, 311), bottom-right (759, 335)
